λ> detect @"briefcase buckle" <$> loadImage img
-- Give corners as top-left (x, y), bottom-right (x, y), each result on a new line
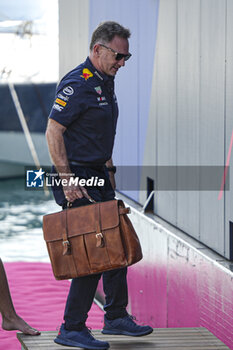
top-left (96, 232), bottom-right (104, 248)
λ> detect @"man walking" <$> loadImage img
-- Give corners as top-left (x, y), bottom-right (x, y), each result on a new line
top-left (46, 21), bottom-right (152, 349)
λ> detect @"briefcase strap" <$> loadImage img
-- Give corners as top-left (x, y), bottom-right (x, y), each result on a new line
top-left (61, 210), bottom-right (71, 256)
top-left (119, 207), bottom-right (131, 215)
top-left (95, 203), bottom-right (105, 248)
top-left (60, 210), bottom-right (78, 275)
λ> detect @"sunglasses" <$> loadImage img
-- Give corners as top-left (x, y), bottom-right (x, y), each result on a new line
top-left (99, 44), bottom-right (132, 61)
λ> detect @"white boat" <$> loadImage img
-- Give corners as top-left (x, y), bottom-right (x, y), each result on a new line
top-left (0, 83), bottom-right (56, 178)
top-left (0, 1), bottom-right (58, 178)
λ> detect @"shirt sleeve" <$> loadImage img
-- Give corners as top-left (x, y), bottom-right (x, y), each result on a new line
top-left (48, 82), bottom-right (87, 127)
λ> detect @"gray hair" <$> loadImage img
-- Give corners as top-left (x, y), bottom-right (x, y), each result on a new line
top-left (90, 21), bottom-right (131, 50)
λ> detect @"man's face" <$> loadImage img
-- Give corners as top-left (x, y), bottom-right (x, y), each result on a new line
top-left (97, 36), bottom-right (130, 76)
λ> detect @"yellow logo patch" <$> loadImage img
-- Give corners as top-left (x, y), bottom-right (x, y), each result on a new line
top-left (55, 98), bottom-right (67, 107)
top-left (81, 68), bottom-right (93, 80)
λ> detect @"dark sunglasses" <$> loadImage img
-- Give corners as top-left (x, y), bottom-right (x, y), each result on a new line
top-left (99, 43), bottom-right (132, 61)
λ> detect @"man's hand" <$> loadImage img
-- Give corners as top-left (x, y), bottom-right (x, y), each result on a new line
top-left (63, 180), bottom-right (92, 203)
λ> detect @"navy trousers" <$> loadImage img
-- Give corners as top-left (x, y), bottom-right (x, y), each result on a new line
top-left (52, 165), bottom-right (128, 330)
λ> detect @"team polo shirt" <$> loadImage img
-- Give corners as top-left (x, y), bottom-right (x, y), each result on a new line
top-left (49, 57), bottom-right (119, 164)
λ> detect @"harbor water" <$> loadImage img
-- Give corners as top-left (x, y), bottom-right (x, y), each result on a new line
top-left (0, 178), bottom-right (58, 262)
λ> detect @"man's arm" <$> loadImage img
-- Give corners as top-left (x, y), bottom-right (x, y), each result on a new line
top-left (46, 119), bottom-right (90, 202)
top-left (105, 158), bottom-right (116, 190)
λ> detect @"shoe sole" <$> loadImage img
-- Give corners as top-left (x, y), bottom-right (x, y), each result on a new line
top-left (101, 328), bottom-right (153, 337)
top-left (54, 336), bottom-right (109, 349)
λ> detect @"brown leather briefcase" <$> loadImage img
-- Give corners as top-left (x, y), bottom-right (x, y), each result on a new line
top-left (43, 199), bottom-right (142, 280)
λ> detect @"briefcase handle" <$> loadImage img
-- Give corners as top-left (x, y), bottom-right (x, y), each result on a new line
top-left (67, 197), bottom-right (96, 208)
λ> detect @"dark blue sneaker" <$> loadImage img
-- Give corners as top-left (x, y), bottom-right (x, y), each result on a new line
top-left (54, 324), bottom-right (110, 349)
top-left (102, 315), bottom-right (153, 337)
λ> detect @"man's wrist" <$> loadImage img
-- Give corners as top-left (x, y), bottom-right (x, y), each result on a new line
top-left (107, 166), bottom-right (116, 174)
top-left (57, 169), bottom-right (74, 181)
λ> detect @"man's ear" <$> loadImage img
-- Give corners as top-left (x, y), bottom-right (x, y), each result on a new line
top-left (93, 43), bottom-right (101, 57)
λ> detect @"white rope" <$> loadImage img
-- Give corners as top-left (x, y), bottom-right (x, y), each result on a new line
top-left (142, 190), bottom-right (156, 213)
top-left (8, 82), bottom-right (41, 168)
top-left (8, 82), bottom-right (49, 195)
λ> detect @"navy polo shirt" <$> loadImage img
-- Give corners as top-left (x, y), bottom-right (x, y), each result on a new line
top-left (49, 57), bottom-right (118, 164)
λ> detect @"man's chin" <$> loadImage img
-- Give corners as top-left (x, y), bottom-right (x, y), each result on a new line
top-left (108, 72), bottom-right (116, 76)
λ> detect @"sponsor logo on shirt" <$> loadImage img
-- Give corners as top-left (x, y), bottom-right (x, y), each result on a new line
top-left (53, 103), bottom-right (64, 112)
top-left (63, 86), bottom-right (74, 95)
top-left (58, 93), bottom-right (69, 101)
top-left (99, 102), bottom-right (108, 106)
top-left (94, 86), bottom-right (102, 95)
top-left (97, 96), bottom-right (106, 102)
top-left (55, 98), bottom-right (67, 107)
top-left (80, 68), bottom-right (93, 80)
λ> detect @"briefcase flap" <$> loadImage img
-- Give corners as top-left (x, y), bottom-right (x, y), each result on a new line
top-left (43, 199), bottom-right (120, 243)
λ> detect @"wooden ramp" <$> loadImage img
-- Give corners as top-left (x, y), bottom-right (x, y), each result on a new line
top-left (17, 328), bottom-right (230, 350)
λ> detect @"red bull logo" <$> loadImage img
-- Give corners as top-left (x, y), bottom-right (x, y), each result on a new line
top-left (81, 68), bottom-right (93, 80)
